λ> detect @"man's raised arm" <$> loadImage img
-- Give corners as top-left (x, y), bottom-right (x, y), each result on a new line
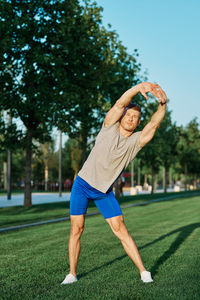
top-left (140, 100), bottom-right (167, 148)
top-left (104, 82), bottom-right (166, 127)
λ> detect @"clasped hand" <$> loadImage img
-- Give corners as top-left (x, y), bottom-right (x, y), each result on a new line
top-left (138, 82), bottom-right (167, 104)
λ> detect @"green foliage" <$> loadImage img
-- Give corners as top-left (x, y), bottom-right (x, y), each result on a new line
top-left (177, 118), bottom-right (200, 177)
top-left (0, 0), bottom-right (199, 193)
top-left (11, 149), bottom-right (26, 186)
top-left (135, 100), bottom-right (179, 192)
top-left (0, 0), bottom-right (63, 143)
top-left (0, 114), bottom-right (23, 151)
top-left (63, 138), bottom-right (82, 178)
top-left (156, 108), bottom-right (179, 169)
top-left (139, 101), bottom-right (176, 172)
top-left (0, 0), bottom-right (142, 200)
top-left (53, 1), bottom-right (142, 160)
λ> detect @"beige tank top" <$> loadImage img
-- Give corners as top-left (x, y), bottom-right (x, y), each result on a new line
top-left (78, 122), bottom-right (141, 193)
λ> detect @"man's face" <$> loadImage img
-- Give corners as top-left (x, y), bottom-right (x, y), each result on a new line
top-left (120, 108), bottom-right (140, 132)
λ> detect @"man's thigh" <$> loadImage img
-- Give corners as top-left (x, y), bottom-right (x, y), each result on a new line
top-left (93, 191), bottom-right (123, 219)
top-left (70, 177), bottom-right (89, 216)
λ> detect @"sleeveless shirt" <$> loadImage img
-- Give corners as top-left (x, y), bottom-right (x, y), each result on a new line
top-left (78, 122), bottom-right (142, 193)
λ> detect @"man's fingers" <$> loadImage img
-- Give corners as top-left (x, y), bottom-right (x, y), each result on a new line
top-left (140, 83), bottom-right (167, 102)
top-left (163, 90), bottom-right (167, 102)
top-left (141, 93), bottom-right (148, 100)
top-left (140, 86), bottom-right (149, 100)
top-left (157, 86), bottom-right (167, 101)
top-left (152, 86), bottom-right (167, 103)
top-left (151, 89), bottom-right (161, 98)
top-left (158, 88), bottom-right (167, 100)
top-left (159, 89), bottom-right (167, 103)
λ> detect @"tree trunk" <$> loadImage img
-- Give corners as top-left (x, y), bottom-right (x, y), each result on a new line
top-left (163, 166), bottom-right (167, 193)
top-left (144, 174), bottom-right (147, 188)
top-left (137, 159), bottom-right (141, 186)
top-left (154, 174), bottom-right (157, 193)
top-left (169, 168), bottom-right (172, 189)
top-left (7, 150), bottom-right (12, 200)
top-left (151, 168), bottom-right (156, 194)
top-left (73, 172), bottom-right (77, 182)
top-left (59, 131), bottom-right (62, 197)
top-left (193, 176), bottom-right (197, 190)
top-left (24, 129), bottom-right (33, 207)
top-left (165, 167), bottom-right (167, 193)
top-left (44, 164), bottom-right (48, 191)
top-left (81, 133), bottom-right (88, 165)
top-left (7, 111), bottom-right (12, 200)
top-left (184, 163), bottom-right (187, 191)
top-left (131, 160), bottom-right (134, 187)
top-left (3, 161), bottom-right (7, 190)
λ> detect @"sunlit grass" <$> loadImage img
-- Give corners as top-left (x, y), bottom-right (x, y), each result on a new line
top-left (0, 195), bottom-right (199, 299)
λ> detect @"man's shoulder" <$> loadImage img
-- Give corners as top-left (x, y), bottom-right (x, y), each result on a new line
top-left (128, 131), bottom-right (142, 151)
top-left (102, 121), bottom-right (120, 130)
top-left (95, 121), bottom-right (119, 143)
top-left (99, 121), bottom-right (120, 135)
top-left (130, 130), bottom-right (142, 138)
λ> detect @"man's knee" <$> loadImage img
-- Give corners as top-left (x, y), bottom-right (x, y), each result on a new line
top-left (107, 215), bottom-right (127, 236)
top-left (70, 215), bottom-right (85, 237)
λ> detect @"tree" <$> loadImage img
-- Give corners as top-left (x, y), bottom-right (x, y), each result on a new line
top-left (32, 139), bottom-right (55, 191)
top-left (137, 101), bottom-right (162, 193)
top-left (0, 0), bottom-right (143, 205)
top-left (62, 138), bottom-right (83, 180)
top-left (0, 0), bottom-right (101, 205)
top-left (157, 108), bottom-right (178, 192)
top-left (138, 100), bottom-right (177, 194)
top-left (0, 0), bottom-right (62, 205)
top-left (176, 118), bottom-right (200, 189)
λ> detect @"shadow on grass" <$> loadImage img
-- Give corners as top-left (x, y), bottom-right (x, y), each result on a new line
top-left (78, 222), bottom-right (200, 279)
top-left (149, 222), bottom-right (200, 277)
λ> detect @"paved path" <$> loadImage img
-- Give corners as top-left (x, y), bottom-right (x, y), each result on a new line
top-left (0, 192), bottom-right (71, 208)
top-left (0, 191), bottom-right (135, 207)
top-left (0, 189), bottom-right (177, 208)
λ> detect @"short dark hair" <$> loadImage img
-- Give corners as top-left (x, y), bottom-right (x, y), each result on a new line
top-left (120, 103), bottom-right (141, 121)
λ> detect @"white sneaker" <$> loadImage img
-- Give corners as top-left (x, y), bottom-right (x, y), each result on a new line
top-left (141, 271), bottom-right (153, 283)
top-left (61, 273), bottom-right (78, 284)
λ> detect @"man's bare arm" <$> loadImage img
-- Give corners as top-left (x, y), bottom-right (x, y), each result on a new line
top-left (140, 102), bottom-right (167, 148)
top-left (104, 82), bottom-right (166, 127)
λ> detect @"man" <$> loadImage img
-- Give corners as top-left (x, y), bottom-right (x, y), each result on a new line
top-left (61, 82), bottom-right (167, 284)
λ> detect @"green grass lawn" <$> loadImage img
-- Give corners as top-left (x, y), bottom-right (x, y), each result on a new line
top-left (0, 194), bottom-right (199, 299)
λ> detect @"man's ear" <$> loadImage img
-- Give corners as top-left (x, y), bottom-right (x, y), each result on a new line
top-left (137, 119), bottom-right (140, 127)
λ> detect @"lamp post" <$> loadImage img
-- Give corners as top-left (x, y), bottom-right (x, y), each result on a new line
top-left (131, 160), bottom-right (134, 187)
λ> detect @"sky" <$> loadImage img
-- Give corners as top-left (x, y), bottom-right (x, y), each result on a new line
top-left (94, 0), bottom-right (200, 126)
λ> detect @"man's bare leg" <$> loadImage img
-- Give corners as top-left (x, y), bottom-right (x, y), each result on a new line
top-left (106, 215), bottom-right (146, 274)
top-left (68, 215), bottom-right (85, 276)
top-left (61, 215), bottom-right (85, 284)
top-left (106, 215), bottom-right (153, 282)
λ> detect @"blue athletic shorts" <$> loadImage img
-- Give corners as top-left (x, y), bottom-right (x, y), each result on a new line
top-left (70, 176), bottom-right (123, 219)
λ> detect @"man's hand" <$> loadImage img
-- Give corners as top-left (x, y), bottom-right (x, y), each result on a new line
top-left (104, 82), bottom-right (167, 128)
top-left (138, 82), bottom-right (167, 104)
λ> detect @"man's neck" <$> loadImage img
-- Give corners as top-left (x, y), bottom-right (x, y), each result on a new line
top-left (119, 124), bottom-right (134, 138)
